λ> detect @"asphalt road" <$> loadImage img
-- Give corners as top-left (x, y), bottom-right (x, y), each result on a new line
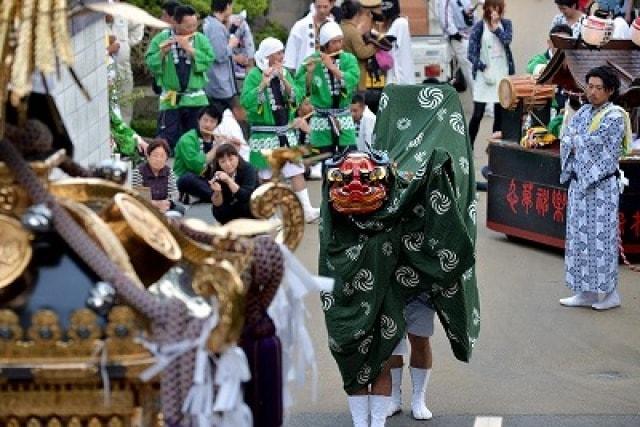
top-left (187, 147), bottom-right (640, 427)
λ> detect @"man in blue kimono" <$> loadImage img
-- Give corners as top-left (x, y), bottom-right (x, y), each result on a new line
top-left (559, 66), bottom-right (631, 311)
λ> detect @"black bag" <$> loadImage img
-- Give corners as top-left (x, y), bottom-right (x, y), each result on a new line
top-left (450, 67), bottom-right (467, 93)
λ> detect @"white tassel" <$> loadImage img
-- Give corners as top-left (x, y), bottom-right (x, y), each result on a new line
top-left (212, 346), bottom-right (253, 427)
top-left (267, 244), bottom-right (335, 413)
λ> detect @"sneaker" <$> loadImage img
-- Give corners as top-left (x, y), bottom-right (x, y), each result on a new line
top-left (559, 291), bottom-right (598, 307)
top-left (592, 289), bottom-right (621, 311)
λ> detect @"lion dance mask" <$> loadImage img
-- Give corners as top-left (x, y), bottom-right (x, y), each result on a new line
top-left (326, 151), bottom-right (390, 215)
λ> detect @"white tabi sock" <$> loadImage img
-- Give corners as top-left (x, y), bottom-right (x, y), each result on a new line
top-left (347, 395), bottom-right (369, 427)
top-left (410, 367), bottom-right (433, 420)
top-left (295, 188), bottom-right (320, 222)
top-left (369, 395), bottom-right (391, 427)
top-left (388, 368), bottom-right (403, 416)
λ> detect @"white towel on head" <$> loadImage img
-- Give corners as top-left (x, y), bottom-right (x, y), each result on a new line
top-left (319, 21), bottom-right (343, 46)
top-left (255, 37), bottom-right (284, 71)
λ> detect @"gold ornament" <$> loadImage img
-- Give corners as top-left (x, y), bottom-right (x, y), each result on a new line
top-left (0, 215), bottom-right (33, 291)
top-left (192, 259), bottom-right (247, 353)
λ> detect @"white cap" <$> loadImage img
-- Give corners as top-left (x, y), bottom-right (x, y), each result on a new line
top-left (319, 21), bottom-right (343, 46)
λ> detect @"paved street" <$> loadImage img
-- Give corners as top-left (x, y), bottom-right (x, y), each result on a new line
top-left (187, 138), bottom-right (640, 426)
top-left (184, 2), bottom-right (640, 424)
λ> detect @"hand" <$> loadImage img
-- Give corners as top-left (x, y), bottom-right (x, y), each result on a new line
top-left (234, 54), bottom-right (249, 66)
top-left (175, 35), bottom-right (194, 55)
top-left (305, 58), bottom-right (316, 74)
top-left (151, 199), bottom-right (171, 212)
top-left (215, 171), bottom-right (231, 183)
top-left (228, 34), bottom-right (240, 49)
top-left (320, 52), bottom-right (334, 69)
top-left (209, 180), bottom-right (222, 192)
top-left (160, 39), bottom-right (173, 54)
top-left (292, 117), bottom-right (310, 133)
top-left (490, 10), bottom-right (500, 28)
top-left (107, 41), bottom-right (120, 55)
top-left (135, 136), bottom-right (148, 154)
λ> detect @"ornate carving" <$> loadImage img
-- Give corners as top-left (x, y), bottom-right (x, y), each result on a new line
top-left (101, 193), bottom-right (181, 285)
top-left (0, 309), bottom-right (22, 342)
top-left (192, 259), bottom-right (247, 353)
top-left (251, 182), bottom-right (305, 250)
top-left (0, 214), bottom-right (33, 291)
top-left (28, 310), bottom-right (62, 343)
top-left (105, 306), bottom-right (148, 357)
top-left (58, 199), bottom-right (143, 288)
top-left (68, 309), bottom-right (101, 342)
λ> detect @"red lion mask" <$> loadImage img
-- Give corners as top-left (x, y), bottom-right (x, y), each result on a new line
top-left (326, 151), bottom-right (390, 215)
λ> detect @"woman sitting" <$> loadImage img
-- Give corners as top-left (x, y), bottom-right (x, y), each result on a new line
top-left (208, 143), bottom-right (259, 224)
top-left (131, 138), bottom-right (182, 214)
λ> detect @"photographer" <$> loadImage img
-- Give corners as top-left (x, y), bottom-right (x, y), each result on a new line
top-left (204, 0), bottom-right (245, 111)
top-left (209, 144), bottom-right (259, 224)
top-left (438, 0), bottom-right (476, 93)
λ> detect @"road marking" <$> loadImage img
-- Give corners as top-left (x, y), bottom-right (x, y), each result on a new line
top-left (473, 416), bottom-right (503, 427)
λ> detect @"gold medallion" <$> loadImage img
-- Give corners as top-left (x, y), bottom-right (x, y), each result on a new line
top-left (0, 214), bottom-right (32, 290)
top-left (113, 193), bottom-right (181, 262)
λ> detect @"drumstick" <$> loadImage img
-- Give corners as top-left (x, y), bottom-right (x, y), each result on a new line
top-left (606, 60), bottom-right (633, 81)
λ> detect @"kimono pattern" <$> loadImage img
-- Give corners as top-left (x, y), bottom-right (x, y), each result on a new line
top-left (295, 51), bottom-right (360, 149)
top-left (240, 67), bottom-right (302, 169)
top-left (560, 103), bottom-right (624, 294)
top-left (320, 85), bottom-right (479, 393)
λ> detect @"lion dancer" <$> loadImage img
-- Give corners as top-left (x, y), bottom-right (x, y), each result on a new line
top-left (296, 22), bottom-right (360, 161)
top-left (241, 37), bottom-right (320, 223)
top-left (319, 83), bottom-right (480, 427)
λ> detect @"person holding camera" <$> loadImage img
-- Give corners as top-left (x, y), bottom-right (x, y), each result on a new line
top-left (209, 144), bottom-right (259, 224)
top-left (438, 0), bottom-right (476, 94)
top-left (204, 0), bottom-right (246, 112)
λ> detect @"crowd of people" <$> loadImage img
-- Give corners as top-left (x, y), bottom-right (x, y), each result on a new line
top-left (106, 0), bottom-right (421, 226)
top-left (102, 1), bottom-right (637, 426)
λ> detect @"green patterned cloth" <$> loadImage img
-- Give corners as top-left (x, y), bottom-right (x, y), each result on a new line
top-left (319, 84), bottom-right (480, 394)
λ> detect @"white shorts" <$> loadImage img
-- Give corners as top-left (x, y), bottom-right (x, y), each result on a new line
top-left (258, 161), bottom-right (305, 180)
top-left (392, 293), bottom-right (435, 355)
top-left (405, 292), bottom-right (435, 338)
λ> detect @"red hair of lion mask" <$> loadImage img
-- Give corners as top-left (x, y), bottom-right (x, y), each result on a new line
top-left (326, 151), bottom-right (390, 215)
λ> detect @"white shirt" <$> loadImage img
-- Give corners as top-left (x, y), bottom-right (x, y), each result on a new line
top-left (214, 109), bottom-right (250, 160)
top-left (284, 12), bottom-right (317, 71)
top-left (386, 17), bottom-right (415, 85)
top-left (106, 16), bottom-right (144, 67)
top-left (355, 106), bottom-right (376, 152)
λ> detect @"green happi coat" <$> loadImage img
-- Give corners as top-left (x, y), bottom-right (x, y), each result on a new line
top-left (295, 51), bottom-right (359, 148)
top-left (145, 30), bottom-right (215, 111)
top-left (320, 84), bottom-right (480, 393)
top-left (240, 67), bottom-right (302, 169)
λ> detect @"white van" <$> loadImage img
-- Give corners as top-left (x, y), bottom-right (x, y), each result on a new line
top-left (405, 0), bottom-right (453, 84)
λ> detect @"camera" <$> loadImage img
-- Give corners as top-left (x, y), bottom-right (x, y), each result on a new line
top-left (229, 23), bottom-right (239, 35)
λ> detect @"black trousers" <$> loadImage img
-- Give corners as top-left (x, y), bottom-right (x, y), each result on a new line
top-left (157, 106), bottom-right (202, 151)
top-left (468, 102), bottom-right (504, 148)
top-left (177, 172), bottom-right (213, 201)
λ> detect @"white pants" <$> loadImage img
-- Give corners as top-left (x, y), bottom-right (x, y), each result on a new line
top-left (450, 39), bottom-right (474, 93)
top-left (116, 65), bottom-right (134, 125)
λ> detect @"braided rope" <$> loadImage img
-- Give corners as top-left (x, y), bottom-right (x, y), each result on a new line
top-left (0, 138), bottom-right (196, 424)
top-left (619, 237), bottom-right (640, 273)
